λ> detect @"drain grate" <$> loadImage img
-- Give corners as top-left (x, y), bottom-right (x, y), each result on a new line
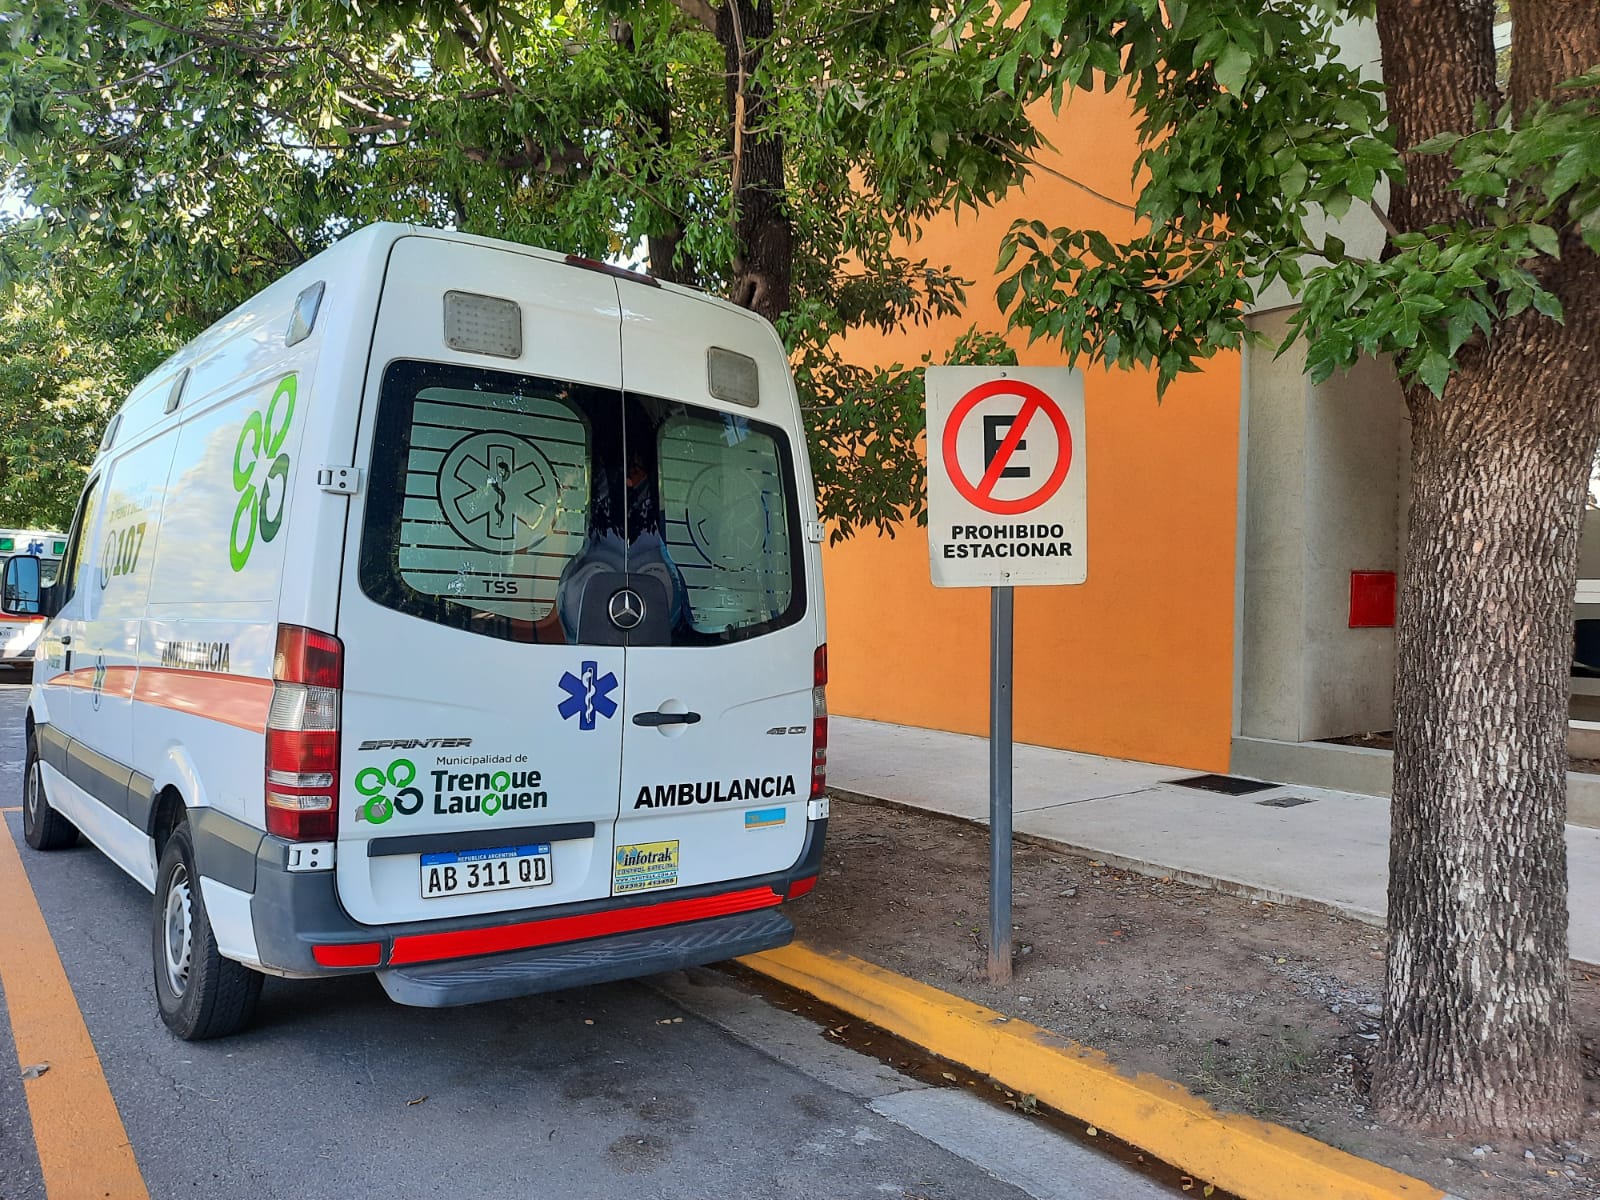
top-left (1168, 773), bottom-right (1278, 796)
top-left (1257, 795), bottom-right (1317, 809)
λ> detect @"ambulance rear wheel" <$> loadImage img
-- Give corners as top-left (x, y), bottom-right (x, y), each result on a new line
top-left (152, 823), bottom-right (263, 1040)
top-left (22, 733), bottom-right (77, 851)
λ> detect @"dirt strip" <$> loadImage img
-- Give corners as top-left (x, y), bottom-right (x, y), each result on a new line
top-left (789, 797), bottom-right (1600, 1200)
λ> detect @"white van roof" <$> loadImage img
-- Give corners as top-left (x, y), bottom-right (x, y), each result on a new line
top-left (102, 223), bottom-right (767, 459)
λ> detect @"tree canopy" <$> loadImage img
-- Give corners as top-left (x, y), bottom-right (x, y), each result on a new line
top-left (0, 0), bottom-right (1036, 534)
top-left (986, 0), bottom-right (1599, 401)
top-left (0, 235), bottom-right (192, 528)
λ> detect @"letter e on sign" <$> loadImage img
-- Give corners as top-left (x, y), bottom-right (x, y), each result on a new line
top-left (925, 366), bottom-right (1087, 588)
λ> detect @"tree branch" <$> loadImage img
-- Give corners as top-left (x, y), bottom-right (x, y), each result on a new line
top-left (53, 46), bottom-right (205, 97)
top-left (727, 2), bottom-right (749, 199)
top-left (448, 1), bottom-right (519, 97)
top-left (1025, 155), bottom-right (1137, 213)
top-left (87, 0), bottom-right (278, 54)
top-left (1368, 197), bottom-right (1402, 240)
top-left (265, 215), bottom-right (307, 264)
top-left (668, 0), bottom-right (719, 33)
top-left (336, 91), bottom-right (411, 131)
top-left (447, 0), bottom-right (556, 172)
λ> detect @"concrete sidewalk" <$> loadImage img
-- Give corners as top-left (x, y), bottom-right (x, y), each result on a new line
top-left (830, 716), bottom-right (1600, 965)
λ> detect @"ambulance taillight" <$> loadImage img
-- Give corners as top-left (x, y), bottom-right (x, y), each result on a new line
top-left (812, 644), bottom-right (828, 799)
top-left (266, 625), bottom-right (343, 840)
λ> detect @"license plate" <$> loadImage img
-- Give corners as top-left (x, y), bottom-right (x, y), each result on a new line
top-left (420, 844), bottom-right (552, 899)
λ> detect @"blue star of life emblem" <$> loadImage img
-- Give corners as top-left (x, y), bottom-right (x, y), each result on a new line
top-left (557, 661), bottom-right (619, 731)
top-left (25, 540), bottom-right (44, 555)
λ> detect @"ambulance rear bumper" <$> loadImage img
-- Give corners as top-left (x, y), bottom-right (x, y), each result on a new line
top-left (243, 816), bottom-right (828, 980)
top-left (375, 907), bottom-right (794, 1007)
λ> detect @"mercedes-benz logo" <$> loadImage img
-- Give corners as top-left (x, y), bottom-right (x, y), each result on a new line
top-left (608, 588), bottom-right (645, 630)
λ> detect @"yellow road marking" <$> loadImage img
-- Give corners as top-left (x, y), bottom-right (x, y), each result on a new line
top-left (0, 825), bottom-right (149, 1198)
top-left (744, 943), bottom-right (1444, 1200)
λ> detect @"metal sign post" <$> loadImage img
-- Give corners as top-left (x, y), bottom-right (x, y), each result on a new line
top-left (923, 366), bottom-right (1086, 987)
top-left (989, 585), bottom-right (1014, 983)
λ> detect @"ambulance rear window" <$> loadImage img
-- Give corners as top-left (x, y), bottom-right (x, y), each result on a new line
top-left (359, 360), bottom-right (606, 643)
top-left (360, 361), bottom-right (805, 646)
top-left (655, 410), bottom-right (799, 640)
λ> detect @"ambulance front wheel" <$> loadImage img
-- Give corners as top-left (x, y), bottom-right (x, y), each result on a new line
top-left (152, 823), bottom-right (263, 1040)
top-left (22, 732), bottom-right (78, 851)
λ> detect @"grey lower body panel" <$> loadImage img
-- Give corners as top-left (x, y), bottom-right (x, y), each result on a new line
top-left (66, 739), bottom-right (135, 821)
top-left (376, 908), bottom-right (795, 1008)
top-left (189, 807), bottom-right (264, 893)
top-left (33, 721), bottom-right (156, 836)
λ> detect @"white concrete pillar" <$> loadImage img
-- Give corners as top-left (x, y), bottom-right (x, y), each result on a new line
top-left (1238, 310), bottom-right (1409, 743)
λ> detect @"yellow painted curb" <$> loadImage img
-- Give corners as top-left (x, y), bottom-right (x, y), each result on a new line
top-left (739, 942), bottom-right (1445, 1200)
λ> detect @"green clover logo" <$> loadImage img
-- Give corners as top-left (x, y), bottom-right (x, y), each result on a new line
top-left (230, 374), bottom-right (297, 572)
top-left (353, 758), bottom-right (420, 824)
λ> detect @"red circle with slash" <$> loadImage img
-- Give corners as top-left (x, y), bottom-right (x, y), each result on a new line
top-left (941, 379), bottom-right (1072, 515)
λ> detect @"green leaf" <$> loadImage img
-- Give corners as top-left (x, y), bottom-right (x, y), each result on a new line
top-left (1281, 160), bottom-right (1308, 199)
top-left (997, 42), bottom-right (1023, 97)
top-left (1410, 132), bottom-right (1461, 155)
top-left (1544, 146), bottom-right (1589, 201)
top-left (1532, 289), bottom-right (1565, 320)
top-left (1527, 223), bottom-right (1561, 258)
top-left (1213, 43), bottom-right (1252, 96)
top-left (996, 273), bottom-right (1020, 313)
top-left (1446, 309), bottom-right (1478, 355)
top-left (1416, 352), bottom-right (1451, 397)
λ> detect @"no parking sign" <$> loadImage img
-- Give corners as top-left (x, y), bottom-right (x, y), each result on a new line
top-left (924, 366), bottom-right (1086, 983)
top-left (926, 367), bottom-right (1086, 587)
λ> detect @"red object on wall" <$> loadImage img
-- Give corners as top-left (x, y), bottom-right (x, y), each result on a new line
top-left (1349, 571), bottom-right (1397, 628)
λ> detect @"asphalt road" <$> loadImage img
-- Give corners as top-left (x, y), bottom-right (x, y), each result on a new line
top-left (0, 676), bottom-right (1169, 1200)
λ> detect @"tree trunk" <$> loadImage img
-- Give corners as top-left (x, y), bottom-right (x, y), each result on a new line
top-left (610, 18), bottom-right (697, 288)
top-left (1379, 306), bottom-right (1600, 1138)
top-left (1373, 0), bottom-right (1497, 233)
top-left (717, 0), bottom-right (791, 323)
top-left (1371, 0), bottom-right (1600, 1138)
top-left (643, 95), bottom-right (696, 287)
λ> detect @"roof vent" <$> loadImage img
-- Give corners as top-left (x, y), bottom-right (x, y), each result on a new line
top-left (444, 291), bottom-right (522, 359)
top-left (707, 347), bottom-right (759, 408)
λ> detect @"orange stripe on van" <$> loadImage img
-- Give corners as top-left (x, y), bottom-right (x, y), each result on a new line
top-left (50, 665), bottom-right (273, 731)
top-left (54, 666), bottom-right (138, 699)
top-left (134, 669), bottom-right (275, 733)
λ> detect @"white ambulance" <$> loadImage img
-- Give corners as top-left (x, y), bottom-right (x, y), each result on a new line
top-left (1, 224), bottom-right (829, 1040)
top-left (0, 529), bottom-right (67, 667)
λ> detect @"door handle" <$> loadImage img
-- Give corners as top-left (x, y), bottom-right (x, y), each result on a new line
top-left (632, 711), bottom-right (702, 727)
top-left (59, 635), bottom-right (72, 645)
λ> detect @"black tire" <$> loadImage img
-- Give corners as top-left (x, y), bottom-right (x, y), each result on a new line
top-left (22, 732), bottom-right (77, 851)
top-left (152, 823), bottom-right (263, 1040)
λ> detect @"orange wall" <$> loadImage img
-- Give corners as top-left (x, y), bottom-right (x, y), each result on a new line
top-left (822, 88), bottom-right (1241, 771)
